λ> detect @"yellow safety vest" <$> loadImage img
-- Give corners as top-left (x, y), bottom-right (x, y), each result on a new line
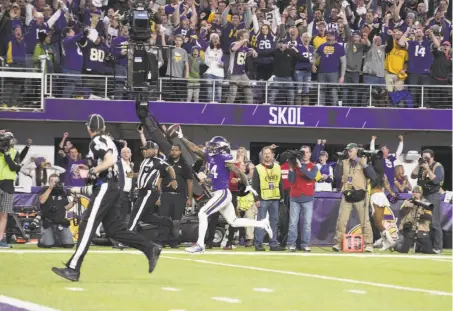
top-left (237, 192), bottom-right (254, 211)
top-left (256, 163), bottom-right (281, 200)
top-left (0, 148), bottom-right (17, 181)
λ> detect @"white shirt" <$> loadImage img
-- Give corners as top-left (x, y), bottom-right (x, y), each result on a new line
top-left (122, 159), bottom-right (132, 192)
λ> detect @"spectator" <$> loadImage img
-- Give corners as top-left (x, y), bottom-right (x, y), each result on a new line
top-left (33, 32), bottom-right (54, 73)
top-left (428, 35), bottom-right (452, 108)
top-left (5, 25), bottom-right (26, 107)
top-left (313, 30), bottom-right (345, 106)
top-left (111, 25), bottom-right (129, 100)
top-left (370, 135), bottom-right (403, 189)
top-left (253, 23), bottom-right (276, 103)
top-left (384, 28), bottom-right (408, 97)
top-left (226, 29), bottom-right (254, 104)
top-left (292, 31), bottom-right (314, 105)
top-left (363, 35), bottom-right (386, 85)
top-left (287, 145), bottom-right (318, 252)
top-left (253, 146), bottom-right (283, 251)
top-left (235, 146), bottom-right (249, 162)
top-left (19, 156), bottom-right (65, 187)
top-left (315, 151), bottom-right (333, 192)
top-left (394, 164), bottom-right (412, 193)
top-left (204, 33), bottom-right (224, 103)
top-left (187, 46), bottom-right (204, 102)
top-left (56, 146), bottom-right (87, 187)
top-left (61, 27), bottom-right (84, 98)
top-left (165, 35), bottom-right (189, 101)
top-left (237, 161), bottom-right (257, 247)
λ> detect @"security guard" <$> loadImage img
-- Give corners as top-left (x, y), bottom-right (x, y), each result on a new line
top-left (333, 143), bottom-right (377, 252)
top-left (410, 149), bottom-right (445, 254)
top-left (253, 146), bottom-right (283, 251)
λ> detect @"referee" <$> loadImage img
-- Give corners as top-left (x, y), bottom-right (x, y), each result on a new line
top-left (52, 114), bottom-right (162, 282)
top-left (128, 141), bottom-right (177, 231)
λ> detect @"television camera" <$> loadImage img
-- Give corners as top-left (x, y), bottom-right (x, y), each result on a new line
top-left (281, 149), bottom-right (305, 167)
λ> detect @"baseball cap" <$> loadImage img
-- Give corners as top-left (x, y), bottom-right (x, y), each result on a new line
top-left (86, 114), bottom-right (105, 132)
top-left (442, 41), bottom-right (451, 46)
top-left (345, 143), bottom-right (358, 150)
top-left (141, 140), bottom-right (159, 150)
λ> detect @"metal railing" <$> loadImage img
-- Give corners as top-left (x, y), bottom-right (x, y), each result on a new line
top-left (1, 69), bottom-right (452, 110)
top-left (0, 61), bottom-right (47, 111)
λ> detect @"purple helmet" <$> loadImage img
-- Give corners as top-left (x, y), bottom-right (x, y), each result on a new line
top-left (387, 193), bottom-right (399, 204)
top-left (207, 136), bottom-right (230, 156)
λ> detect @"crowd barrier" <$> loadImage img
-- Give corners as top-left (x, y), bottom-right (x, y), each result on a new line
top-left (12, 188), bottom-right (452, 246)
top-left (0, 67), bottom-right (452, 109)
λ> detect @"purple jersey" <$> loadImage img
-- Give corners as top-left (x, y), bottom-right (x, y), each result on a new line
top-left (294, 39), bottom-right (314, 70)
top-left (111, 36), bottom-right (129, 66)
top-left (82, 40), bottom-right (109, 74)
top-left (174, 27), bottom-right (192, 38)
top-left (383, 155), bottom-right (397, 188)
top-left (24, 20), bottom-right (49, 54)
top-left (206, 152), bottom-right (233, 191)
top-left (229, 43), bottom-right (249, 75)
top-left (316, 42), bottom-right (345, 73)
top-left (221, 22), bottom-right (244, 54)
top-left (255, 34), bottom-right (276, 64)
top-left (407, 40), bottom-right (433, 74)
top-left (62, 32), bottom-right (83, 72)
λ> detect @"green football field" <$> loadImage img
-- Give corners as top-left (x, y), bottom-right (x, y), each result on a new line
top-left (0, 245), bottom-right (451, 311)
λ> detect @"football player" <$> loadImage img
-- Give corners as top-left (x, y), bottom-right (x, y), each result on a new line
top-left (169, 126), bottom-right (272, 253)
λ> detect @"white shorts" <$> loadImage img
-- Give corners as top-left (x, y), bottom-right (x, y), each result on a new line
top-left (200, 189), bottom-right (237, 223)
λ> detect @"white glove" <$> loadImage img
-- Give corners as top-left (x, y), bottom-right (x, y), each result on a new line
top-left (175, 126), bottom-right (184, 139)
top-left (245, 185), bottom-right (258, 196)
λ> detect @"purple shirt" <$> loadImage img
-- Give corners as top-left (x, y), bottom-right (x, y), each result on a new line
top-left (62, 32), bottom-right (83, 72)
top-left (255, 34), bottom-right (276, 64)
top-left (111, 36), bottom-right (129, 66)
top-left (62, 158), bottom-right (87, 187)
top-left (294, 39), bottom-right (314, 70)
top-left (316, 42), bottom-right (345, 73)
top-left (24, 20), bottom-right (49, 54)
top-left (407, 39), bottom-right (433, 74)
top-left (221, 22), bottom-right (244, 54)
top-left (82, 40), bottom-right (109, 74)
top-left (383, 155), bottom-right (396, 188)
top-left (229, 44), bottom-right (249, 75)
top-left (206, 151), bottom-right (233, 191)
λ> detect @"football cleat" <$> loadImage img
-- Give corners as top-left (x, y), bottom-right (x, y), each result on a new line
top-left (185, 243), bottom-right (205, 254)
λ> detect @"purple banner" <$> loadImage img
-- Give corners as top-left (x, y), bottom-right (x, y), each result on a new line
top-left (13, 190), bottom-right (452, 245)
top-left (0, 99), bottom-right (451, 131)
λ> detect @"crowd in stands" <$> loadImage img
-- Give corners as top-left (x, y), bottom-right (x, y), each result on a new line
top-left (0, 0), bottom-right (451, 107)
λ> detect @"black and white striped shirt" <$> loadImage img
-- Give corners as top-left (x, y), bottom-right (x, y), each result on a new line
top-left (88, 135), bottom-right (118, 181)
top-left (137, 157), bottom-right (169, 190)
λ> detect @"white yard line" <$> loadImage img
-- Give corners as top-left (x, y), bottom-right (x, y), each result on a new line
top-left (0, 249), bottom-right (450, 260)
top-left (211, 297), bottom-right (241, 303)
top-left (161, 256), bottom-right (452, 297)
top-left (0, 295), bottom-right (60, 311)
top-left (345, 290), bottom-right (367, 294)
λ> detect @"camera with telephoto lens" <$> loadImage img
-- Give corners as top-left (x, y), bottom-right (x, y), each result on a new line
top-left (68, 185), bottom-right (93, 196)
top-left (281, 149), bottom-right (304, 167)
top-left (418, 156), bottom-right (429, 165)
top-left (29, 212), bottom-right (42, 230)
top-left (410, 199), bottom-right (434, 211)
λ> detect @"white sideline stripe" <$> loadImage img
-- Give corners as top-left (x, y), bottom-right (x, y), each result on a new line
top-left (0, 249), bottom-right (449, 260)
top-left (345, 290), bottom-right (367, 294)
top-left (0, 295), bottom-right (60, 311)
top-left (162, 256), bottom-right (452, 297)
top-left (211, 297), bottom-right (241, 303)
top-left (162, 287), bottom-right (181, 292)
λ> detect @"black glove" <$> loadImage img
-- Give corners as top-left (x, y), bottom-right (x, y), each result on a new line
top-left (61, 219), bottom-right (71, 228)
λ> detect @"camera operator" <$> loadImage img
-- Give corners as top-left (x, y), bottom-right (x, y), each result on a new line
top-left (410, 149), bottom-right (445, 254)
top-left (0, 131), bottom-right (21, 248)
top-left (396, 186), bottom-right (434, 254)
top-left (37, 174), bottom-right (75, 248)
top-left (333, 143), bottom-right (377, 252)
top-left (287, 146), bottom-right (318, 252)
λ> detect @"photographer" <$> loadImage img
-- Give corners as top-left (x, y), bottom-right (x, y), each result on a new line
top-left (37, 174), bottom-right (75, 248)
top-left (287, 146), bottom-right (318, 252)
top-left (333, 143), bottom-right (377, 252)
top-left (396, 186), bottom-right (434, 254)
top-left (0, 131), bottom-right (21, 248)
top-left (410, 149), bottom-right (445, 254)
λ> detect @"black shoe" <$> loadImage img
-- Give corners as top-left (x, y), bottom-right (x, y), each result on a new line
top-left (205, 243), bottom-right (213, 249)
top-left (51, 267), bottom-right (80, 282)
top-left (255, 245), bottom-right (265, 251)
top-left (270, 246), bottom-right (285, 251)
top-left (146, 243), bottom-right (162, 273)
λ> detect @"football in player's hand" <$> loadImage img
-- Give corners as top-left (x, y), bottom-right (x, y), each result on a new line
top-left (166, 124), bottom-right (181, 139)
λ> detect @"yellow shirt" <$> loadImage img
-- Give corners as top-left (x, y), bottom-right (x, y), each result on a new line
top-left (385, 40), bottom-right (408, 75)
top-left (312, 36), bottom-right (327, 50)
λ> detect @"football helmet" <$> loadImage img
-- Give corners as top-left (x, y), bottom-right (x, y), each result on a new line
top-left (206, 136), bottom-right (230, 156)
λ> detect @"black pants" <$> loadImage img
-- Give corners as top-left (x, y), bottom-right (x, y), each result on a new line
top-left (159, 192), bottom-right (186, 221)
top-left (118, 191), bottom-right (131, 222)
top-left (397, 229), bottom-right (434, 254)
top-left (129, 190), bottom-right (160, 231)
top-left (426, 192), bottom-right (443, 250)
top-left (205, 212), bottom-right (220, 245)
top-left (66, 181), bottom-right (150, 271)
